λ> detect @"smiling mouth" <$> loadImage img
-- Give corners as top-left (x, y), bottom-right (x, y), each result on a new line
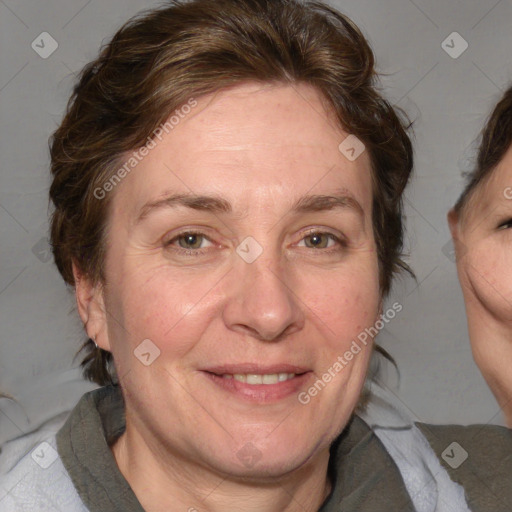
top-left (202, 368), bottom-right (312, 402)
top-left (218, 373), bottom-right (299, 384)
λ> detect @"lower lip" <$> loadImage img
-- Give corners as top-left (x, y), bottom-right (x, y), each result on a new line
top-left (203, 372), bottom-right (312, 402)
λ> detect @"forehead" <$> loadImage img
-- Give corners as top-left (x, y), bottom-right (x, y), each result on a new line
top-left (113, 81), bottom-right (373, 218)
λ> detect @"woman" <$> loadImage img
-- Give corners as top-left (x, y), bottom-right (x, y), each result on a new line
top-left (449, 85), bottom-right (512, 428)
top-left (0, 1), bottom-right (510, 510)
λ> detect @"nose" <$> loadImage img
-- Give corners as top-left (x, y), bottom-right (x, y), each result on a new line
top-left (222, 251), bottom-right (305, 342)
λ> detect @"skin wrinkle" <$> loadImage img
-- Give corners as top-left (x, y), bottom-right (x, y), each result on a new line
top-left (135, 190), bottom-right (365, 226)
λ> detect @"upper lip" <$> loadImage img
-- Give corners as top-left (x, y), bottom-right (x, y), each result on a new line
top-left (202, 364), bottom-right (310, 375)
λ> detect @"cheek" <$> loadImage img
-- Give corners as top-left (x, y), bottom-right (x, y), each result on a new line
top-left (464, 242), bottom-right (512, 321)
top-left (299, 262), bottom-right (381, 346)
top-left (107, 264), bottom-right (223, 358)
top-left (106, 247), bottom-right (380, 368)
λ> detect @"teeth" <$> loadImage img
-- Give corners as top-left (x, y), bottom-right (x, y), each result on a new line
top-left (262, 374), bottom-right (278, 384)
top-left (229, 373), bottom-right (296, 384)
top-left (247, 374), bottom-right (262, 384)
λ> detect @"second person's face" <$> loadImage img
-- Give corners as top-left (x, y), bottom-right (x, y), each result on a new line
top-left (450, 144), bottom-right (512, 424)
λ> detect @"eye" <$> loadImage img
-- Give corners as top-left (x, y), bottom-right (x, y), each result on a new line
top-left (164, 231), bottom-right (213, 251)
top-left (497, 218), bottom-right (512, 230)
top-left (297, 231), bottom-right (345, 250)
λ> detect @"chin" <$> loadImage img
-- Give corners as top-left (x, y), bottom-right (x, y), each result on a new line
top-left (201, 435), bottom-right (321, 480)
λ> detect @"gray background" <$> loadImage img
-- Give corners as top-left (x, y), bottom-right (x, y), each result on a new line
top-left (1, 0), bottom-right (511, 445)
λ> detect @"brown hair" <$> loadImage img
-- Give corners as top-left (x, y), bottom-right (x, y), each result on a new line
top-left (49, 0), bottom-right (413, 386)
top-left (454, 85), bottom-right (512, 215)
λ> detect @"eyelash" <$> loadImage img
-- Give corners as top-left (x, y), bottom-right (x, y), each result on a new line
top-left (163, 230), bottom-right (213, 256)
top-left (497, 218), bottom-right (512, 230)
top-left (299, 229), bottom-right (347, 253)
top-left (163, 229), bottom-right (347, 256)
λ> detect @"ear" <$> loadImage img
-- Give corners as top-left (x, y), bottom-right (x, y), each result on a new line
top-left (447, 207), bottom-right (459, 241)
top-left (72, 260), bottom-right (111, 351)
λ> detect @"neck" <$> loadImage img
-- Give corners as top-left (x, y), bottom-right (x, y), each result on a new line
top-left (110, 419), bottom-right (333, 512)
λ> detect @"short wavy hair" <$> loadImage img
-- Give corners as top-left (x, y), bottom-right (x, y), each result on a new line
top-left (49, 0), bottom-right (413, 386)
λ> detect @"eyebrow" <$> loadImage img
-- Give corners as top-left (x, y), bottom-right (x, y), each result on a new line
top-left (135, 189), bottom-right (364, 224)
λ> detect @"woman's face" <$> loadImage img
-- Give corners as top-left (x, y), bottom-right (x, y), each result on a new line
top-left (450, 144), bottom-right (512, 423)
top-left (86, 82), bottom-right (381, 477)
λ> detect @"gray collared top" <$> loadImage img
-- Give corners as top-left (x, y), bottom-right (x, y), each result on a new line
top-left (55, 385), bottom-right (512, 511)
